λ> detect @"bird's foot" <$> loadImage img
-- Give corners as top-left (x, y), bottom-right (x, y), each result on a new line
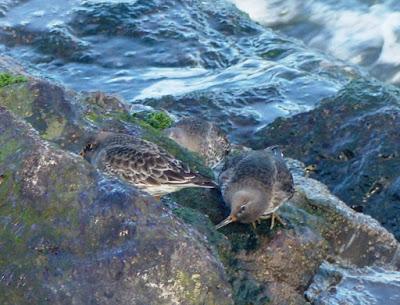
top-left (251, 218), bottom-right (262, 230)
top-left (260, 213), bottom-right (286, 230)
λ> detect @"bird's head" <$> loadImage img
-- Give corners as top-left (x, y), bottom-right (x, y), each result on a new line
top-left (215, 189), bottom-right (266, 229)
top-left (79, 131), bottom-right (114, 160)
top-left (80, 141), bottom-right (97, 160)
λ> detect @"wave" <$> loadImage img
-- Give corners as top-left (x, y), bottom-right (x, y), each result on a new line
top-left (231, 0), bottom-right (400, 85)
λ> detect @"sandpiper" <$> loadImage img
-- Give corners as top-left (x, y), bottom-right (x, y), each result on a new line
top-left (164, 117), bottom-right (230, 168)
top-left (80, 131), bottom-right (216, 196)
top-left (216, 146), bottom-right (294, 229)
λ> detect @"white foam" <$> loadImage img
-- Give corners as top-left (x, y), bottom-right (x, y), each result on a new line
top-left (230, 0), bottom-right (302, 26)
top-left (135, 59), bottom-right (275, 100)
top-left (231, 0), bottom-right (400, 83)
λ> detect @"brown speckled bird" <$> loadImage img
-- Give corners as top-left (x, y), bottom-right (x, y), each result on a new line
top-left (80, 131), bottom-right (216, 196)
top-left (164, 117), bottom-right (230, 168)
top-left (216, 146), bottom-right (294, 229)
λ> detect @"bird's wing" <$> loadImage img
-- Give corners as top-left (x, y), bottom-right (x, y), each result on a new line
top-left (103, 143), bottom-right (213, 187)
top-left (220, 152), bottom-right (246, 173)
top-left (273, 157), bottom-right (295, 200)
top-left (265, 145), bottom-right (284, 158)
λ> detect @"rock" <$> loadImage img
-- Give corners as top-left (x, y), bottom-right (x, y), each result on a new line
top-left (0, 76), bottom-right (212, 177)
top-left (170, 158), bottom-right (400, 303)
top-left (305, 261), bottom-right (400, 305)
top-left (248, 78), bottom-right (400, 240)
top-left (286, 159), bottom-right (400, 268)
top-left (0, 96), bottom-right (233, 304)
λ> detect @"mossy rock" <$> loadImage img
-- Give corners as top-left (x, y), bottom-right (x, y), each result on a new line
top-left (143, 111), bottom-right (173, 130)
top-left (0, 80), bottom-right (212, 179)
top-left (0, 106), bottom-right (234, 305)
top-left (0, 72), bottom-right (27, 88)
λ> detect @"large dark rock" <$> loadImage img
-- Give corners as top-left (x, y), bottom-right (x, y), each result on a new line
top-left (248, 78), bottom-right (400, 240)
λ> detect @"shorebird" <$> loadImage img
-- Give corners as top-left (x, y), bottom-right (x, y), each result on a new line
top-left (164, 117), bottom-right (230, 168)
top-left (215, 146), bottom-right (294, 229)
top-left (80, 131), bottom-right (216, 196)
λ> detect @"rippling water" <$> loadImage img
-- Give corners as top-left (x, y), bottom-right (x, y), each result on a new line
top-left (232, 0), bottom-right (400, 86)
top-left (0, 0), bottom-right (360, 141)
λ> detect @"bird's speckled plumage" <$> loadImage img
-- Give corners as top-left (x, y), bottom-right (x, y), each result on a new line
top-left (81, 131), bottom-right (215, 196)
top-left (164, 117), bottom-right (230, 168)
top-left (217, 147), bottom-right (294, 227)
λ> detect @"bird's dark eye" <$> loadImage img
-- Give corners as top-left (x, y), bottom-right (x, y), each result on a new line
top-left (80, 143), bottom-right (95, 157)
top-left (239, 205), bottom-right (246, 212)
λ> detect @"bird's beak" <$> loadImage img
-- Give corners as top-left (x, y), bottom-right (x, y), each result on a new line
top-left (215, 215), bottom-right (237, 229)
top-left (79, 150), bottom-right (85, 157)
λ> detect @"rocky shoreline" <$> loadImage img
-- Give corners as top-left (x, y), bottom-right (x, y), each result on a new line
top-left (1, 61), bottom-right (400, 305)
top-left (248, 79), bottom-right (400, 240)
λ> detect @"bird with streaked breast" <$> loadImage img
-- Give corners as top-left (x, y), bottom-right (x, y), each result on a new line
top-left (216, 146), bottom-right (294, 229)
top-left (80, 131), bottom-right (216, 196)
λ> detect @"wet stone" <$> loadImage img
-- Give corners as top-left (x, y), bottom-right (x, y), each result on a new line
top-left (248, 78), bottom-right (400, 240)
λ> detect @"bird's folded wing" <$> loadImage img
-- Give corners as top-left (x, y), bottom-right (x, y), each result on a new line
top-left (103, 145), bottom-right (198, 186)
top-left (274, 159), bottom-right (295, 198)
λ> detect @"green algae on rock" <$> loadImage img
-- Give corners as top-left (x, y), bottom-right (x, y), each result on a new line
top-left (0, 73), bottom-right (27, 88)
top-left (144, 111), bottom-right (173, 130)
top-left (0, 83), bottom-right (34, 117)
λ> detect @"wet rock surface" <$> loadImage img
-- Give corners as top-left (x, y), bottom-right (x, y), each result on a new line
top-left (1, 66), bottom-right (400, 304)
top-left (248, 78), bottom-right (400, 240)
top-left (0, 76), bottom-right (232, 305)
top-left (305, 261), bottom-right (400, 305)
top-left (170, 159), bottom-right (400, 304)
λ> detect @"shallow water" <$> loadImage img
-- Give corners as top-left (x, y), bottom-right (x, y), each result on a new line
top-left (0, 0), bottom-right (360, 141)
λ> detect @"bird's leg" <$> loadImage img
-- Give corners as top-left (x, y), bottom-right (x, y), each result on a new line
top-left (260, 213), bottom-right (286, 229)
top-left (250, 219), bottom-right (262, 231)
top-left (271, 213), bottom-right (286, 229)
